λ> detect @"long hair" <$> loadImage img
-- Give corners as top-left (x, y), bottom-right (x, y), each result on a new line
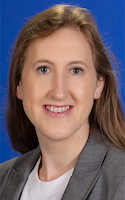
top-left (7, 4), bottom-right (125, 153)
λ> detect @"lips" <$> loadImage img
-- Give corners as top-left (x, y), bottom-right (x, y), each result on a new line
top-left (45, 105), bottom-right (71, 113)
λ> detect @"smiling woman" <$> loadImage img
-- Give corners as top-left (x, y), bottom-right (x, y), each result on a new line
top-left (0, 4), bottom-right (125, 200)
top-left (16, 28), bottom-right (101, 143)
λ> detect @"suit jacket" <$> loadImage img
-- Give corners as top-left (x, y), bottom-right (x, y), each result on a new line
top-left (0, 133), bottom-right (125, 200)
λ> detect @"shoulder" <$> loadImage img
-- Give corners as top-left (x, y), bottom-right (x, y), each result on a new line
top-left (87, 134), bottom-right (125, 198)
top-left (103, 144), bottom-right (125, 181)
top-left (0, 157), bottom-right (19, 177)
top-left (101, 145), bottom-right (125, 199)
top-left (89, 131), bottom-right (125, 187)
top-left (0, 147), bottom-right (40, 199)
top-left (0, 146), bottom-right (41, 181)
top-left (92, 130), bottom-right (125, 174)
top-left (103, 144), bottom-right (125, 172)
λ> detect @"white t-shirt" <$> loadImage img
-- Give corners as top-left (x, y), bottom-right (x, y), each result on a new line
top-left (20, 157), bottom-right (74, 200)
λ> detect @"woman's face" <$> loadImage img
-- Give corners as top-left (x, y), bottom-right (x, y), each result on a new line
top-left (17, 27), bottom-right (104, 142)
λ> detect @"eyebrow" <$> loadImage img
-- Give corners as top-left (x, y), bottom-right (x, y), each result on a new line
top-left (33, 59), bottom-right (88, 68)
top-left (68, 61), bottom-right (88, 68)
top-left (33, 59), bottom-right (54, 67)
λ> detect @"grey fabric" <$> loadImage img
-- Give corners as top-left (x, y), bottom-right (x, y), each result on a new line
top-left (0, 132), bottom-right (125, 200)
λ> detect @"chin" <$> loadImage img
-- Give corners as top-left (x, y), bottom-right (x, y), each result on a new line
top-left (37, 127), bottom-right (74, 142)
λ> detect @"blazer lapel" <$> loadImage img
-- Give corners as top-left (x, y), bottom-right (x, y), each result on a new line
top-left (62, 133), bottom-right (109, 200)
top-left (1, 146), bottom-right (41, 200)
top-left (1, 131), bottom-right (109, 200)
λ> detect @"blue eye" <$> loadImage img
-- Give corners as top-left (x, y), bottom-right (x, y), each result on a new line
top-left (37, 66), bottom-right (49, 73)
top-left (71, 68), bottom-right (83, 74)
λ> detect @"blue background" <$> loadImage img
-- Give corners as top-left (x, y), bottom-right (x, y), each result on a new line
top-left (0, 0), bottom-right (125, 163)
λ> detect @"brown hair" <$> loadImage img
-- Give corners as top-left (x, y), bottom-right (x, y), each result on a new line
top-left (7, 4), bottom-right (125, 153)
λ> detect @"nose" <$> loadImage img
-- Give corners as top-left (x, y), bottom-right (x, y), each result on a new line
top-left (49, 74), bottom-right (68, 101)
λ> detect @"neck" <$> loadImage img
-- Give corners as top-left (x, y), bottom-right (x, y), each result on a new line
top-left (37, 125), bottom-right (90, 181)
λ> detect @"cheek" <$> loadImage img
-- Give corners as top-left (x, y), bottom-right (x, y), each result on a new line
top-left (21, 83), bottom-right (44, 126)
top-left (22, 86), bottom-right (46, 105)
top-left (21, 81), bottom-right (41, 116)
top-left (21, 73), bottom-right (49, 99)
top-left (72, 78), bottom-right (96, 103)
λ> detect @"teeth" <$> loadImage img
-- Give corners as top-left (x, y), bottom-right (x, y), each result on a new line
top-left (46, 106), bottom-right (70, 113)
top-left (51, 107), bottom-right (54, 112)
top-left (54, 107), bottom-right (58, 113)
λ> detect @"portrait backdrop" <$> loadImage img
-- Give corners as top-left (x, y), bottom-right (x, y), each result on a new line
top-left (0, 0), bottom-right (124, 163)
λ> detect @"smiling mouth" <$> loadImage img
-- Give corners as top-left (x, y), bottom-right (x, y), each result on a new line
top-left (45, 105), bottom-right (71, 113)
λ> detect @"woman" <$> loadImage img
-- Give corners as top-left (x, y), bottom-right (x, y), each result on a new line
top-left (0, 4), bottom-right (125, 200)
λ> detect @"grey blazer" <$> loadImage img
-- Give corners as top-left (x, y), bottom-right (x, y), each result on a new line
top-left (0, 133), bottom-right (125, 200)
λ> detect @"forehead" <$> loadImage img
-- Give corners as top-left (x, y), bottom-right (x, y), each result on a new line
top-left (24, 27), bottom-right (94, 67)
top-left (26, 27), bottom-right (91, 52)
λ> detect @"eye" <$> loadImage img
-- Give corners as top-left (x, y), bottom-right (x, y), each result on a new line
top-left (37, 66), bottom-right (50, 73)
top-left (70, 67), bottom-right (83, 74)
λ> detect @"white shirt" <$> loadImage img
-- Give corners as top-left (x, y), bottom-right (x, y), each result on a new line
top-left (20, 157), bottom-right (74, 200)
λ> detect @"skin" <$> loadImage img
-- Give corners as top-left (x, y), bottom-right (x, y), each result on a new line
top-left (17, 27), bottom-right (104, 181)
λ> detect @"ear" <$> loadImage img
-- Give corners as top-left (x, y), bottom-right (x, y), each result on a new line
top-left (16, 81), bottom-right (23, 100)
top-left (94, 77), bottom-right (105, 99)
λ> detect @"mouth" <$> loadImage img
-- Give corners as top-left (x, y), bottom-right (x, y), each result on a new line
top-left (44, 105), bottom-right (71, 113)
